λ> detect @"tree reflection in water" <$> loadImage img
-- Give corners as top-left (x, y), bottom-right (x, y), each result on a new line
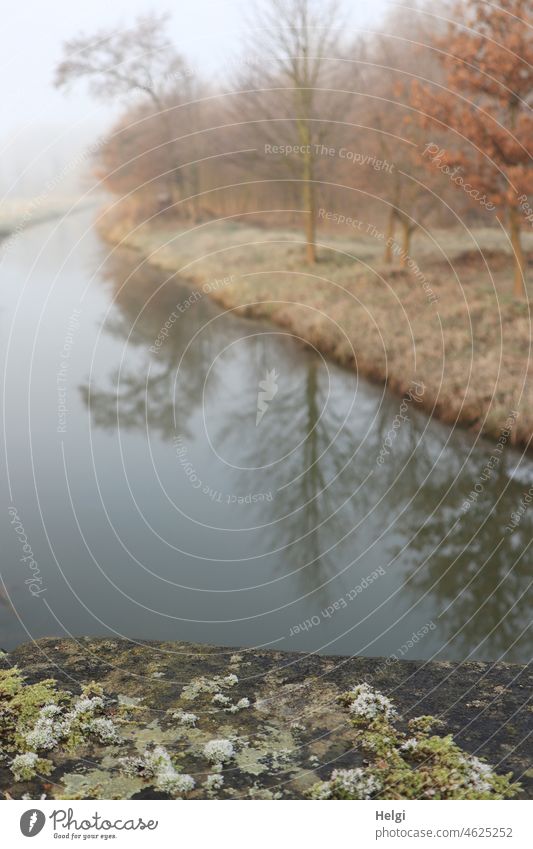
top-left (396, 442), bottom-right (532, 662)
top-left (80, 249), bottom-right (225, 440)
top-left (81, 248), bottom-right (532, 661)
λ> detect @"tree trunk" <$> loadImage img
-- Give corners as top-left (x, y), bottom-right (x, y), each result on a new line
top-left (299, 130), bottom-right (316, 264)
top-left (151, 94), bottom-right (181, 211)
top-left (296, 96), bottom-right (316, 264)
top-left (384, 206), bottom-right (395, 262)
top-left (188, 163), bottom-right (201, 223)
top-left (303, 171), bottom-right (316, 264)
top-left (400, 218), bottom-right (412, 266)
top-left (509, 205), bottom-right (526, 298)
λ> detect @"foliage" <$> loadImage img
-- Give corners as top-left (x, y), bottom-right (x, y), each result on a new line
top-left (410, 0), bottom-right (533, 294)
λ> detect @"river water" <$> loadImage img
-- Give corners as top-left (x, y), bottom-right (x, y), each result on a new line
top-left (1, 211), bottom-right (531, 660)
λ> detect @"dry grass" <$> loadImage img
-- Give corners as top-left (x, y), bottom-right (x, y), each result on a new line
top-left (99, 210), bottom-right (533, 449)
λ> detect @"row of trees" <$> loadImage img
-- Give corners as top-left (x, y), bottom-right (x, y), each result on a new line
top-left (55, 0), bottom-right (532, 295)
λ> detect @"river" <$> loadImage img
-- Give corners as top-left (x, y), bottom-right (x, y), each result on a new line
top-left (1, 211), bottom-right (531, 660)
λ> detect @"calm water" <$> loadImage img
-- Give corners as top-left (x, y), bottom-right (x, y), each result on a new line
top-left (1, 211), bottom-right (531, 660)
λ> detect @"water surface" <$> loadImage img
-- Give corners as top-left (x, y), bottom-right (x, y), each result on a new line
top-left (1, 212), bottom-right (531, 661)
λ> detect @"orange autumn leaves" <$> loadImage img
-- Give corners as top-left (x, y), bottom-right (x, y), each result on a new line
top-left (409, 0), bottom-right (532, 295)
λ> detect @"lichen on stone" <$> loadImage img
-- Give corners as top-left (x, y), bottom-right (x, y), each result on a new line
top-left (180, 672), bottom-right (238, 701)
top-left (310, 682), bottom-right (520, 800)
top-left (311, 768), bottom-right (381, 800)
top-left (119, 745), bottom-right (195, 798)
top-left (1, 640), bottom-right (528, 801)
top-left (343, 682), bottom-right (397, 722)
top-left (212, 693), bottom-right (231, 707)
top-left (203, 738), bottom-right (235, 764)
top-left (205, 773), bottom-right (224, 794)
top-left (228, 697), bottom-right (251, 713)
top-left (0, 668), bottom-right (122, 790)
top-left (11, 752), bottom-right (53, 783)
top-left (170, 709), bottom-right (198, 727)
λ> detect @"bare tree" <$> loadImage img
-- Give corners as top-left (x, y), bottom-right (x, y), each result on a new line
top-left (55, 13), bottom-right (189, 205)
top-left (55, 12), bottom-right (186, 109)
top-left (347, 4), bottom-right (450, 264)
top-left (239, 0), bottom-right (345, 263)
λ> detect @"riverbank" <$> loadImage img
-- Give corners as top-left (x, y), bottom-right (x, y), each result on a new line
top-left (0, 638), bottom-right (530, 800)
top-left (98, 213), bottom-right (533, 450)
top-left (0, 197), bottom-right (97, 248)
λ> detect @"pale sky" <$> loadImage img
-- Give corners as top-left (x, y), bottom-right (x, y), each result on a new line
top-left (1, 0), bottom-right (391, 196)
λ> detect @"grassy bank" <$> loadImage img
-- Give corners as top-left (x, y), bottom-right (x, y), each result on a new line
top-left (0, 197), bottom-right (95, 245)
top-left (99, 212), bottom-right (533, 449)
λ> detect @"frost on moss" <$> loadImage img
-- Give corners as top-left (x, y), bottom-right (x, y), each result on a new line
top-left (11, 752), bottom-right (53, 783)
top-left (86, 717), bottom-right (120, 744)
top-left (119, 746), bottom-right (195, 798)
top-left (227, 697), bottom-right (251, 714)
top-left (310, 683), bottom-right (520, 800)
top-left (0, 669), bottom-right (121, 787)
top-left (212, 693), bottom-right (251, 714)
top-left (23, 684), bottom-right (120, 754)
top-left (203, 738), bottom-right (235, 764)
top-left (311, 768), bottom-right (381, 800)
top-left (205, 773), bottom-right (224, 794)
top-left (180, 673), bottom-right (239, 701)
top-left (170, 709), bottom-right (198, 727)
top-left (1, 668), bottom-right (65, 733)
top-left (2, 656), bottom-right (524, 801)
top-left (212, 693), bottom-right (231, 707)
top-left (345, 683), bottom-right (397, 722)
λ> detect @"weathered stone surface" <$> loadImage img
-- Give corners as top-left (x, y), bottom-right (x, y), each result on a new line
top-left (1, 638), bottom-right (531, 799)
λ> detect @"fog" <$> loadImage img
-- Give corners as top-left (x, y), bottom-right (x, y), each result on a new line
top-left (1, 0), bottom-right (390, 197)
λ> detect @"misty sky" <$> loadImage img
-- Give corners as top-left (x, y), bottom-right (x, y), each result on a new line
top-left (1, 0), bottom-right (391, 196)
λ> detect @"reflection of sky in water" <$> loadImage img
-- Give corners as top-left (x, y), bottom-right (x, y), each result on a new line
top-left (1, 212), bottom-right (531, 661)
